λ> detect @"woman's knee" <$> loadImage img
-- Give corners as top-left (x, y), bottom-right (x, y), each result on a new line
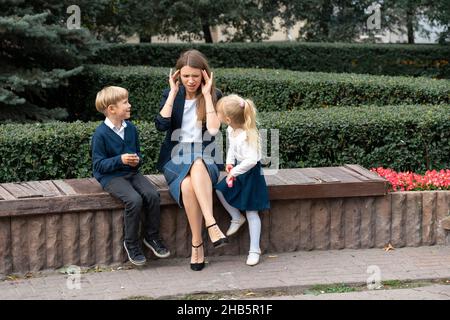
top-left (191, 158), bottom-right (205, 171)
top-left (181, 176), bottom-right (194, 195)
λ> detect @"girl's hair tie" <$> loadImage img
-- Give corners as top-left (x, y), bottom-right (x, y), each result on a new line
top-left (240, 99), bottom-right (245, 108)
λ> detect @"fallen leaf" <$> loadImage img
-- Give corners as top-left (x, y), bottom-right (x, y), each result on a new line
top-left (58, 267), bottom-right (68, 274)
top-left (268, 255), bottom-right (278, 258)
top-left (384, 243), bottom-right (395, 252)
top-left (245, 292), bottom-right (256, 296)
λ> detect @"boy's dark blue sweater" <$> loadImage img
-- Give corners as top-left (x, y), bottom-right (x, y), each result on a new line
top-left (91, 121), bottom-right (142, 188)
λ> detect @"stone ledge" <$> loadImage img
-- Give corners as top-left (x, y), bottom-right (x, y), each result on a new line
top-left (0, 166), bottom-right (448, 276)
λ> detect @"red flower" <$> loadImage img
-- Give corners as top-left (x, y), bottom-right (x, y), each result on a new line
top-left (370, 167), bottom-right (450, 192)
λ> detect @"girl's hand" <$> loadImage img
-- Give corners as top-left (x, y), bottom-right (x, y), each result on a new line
top-left (225, 164), bottom-right (234, 173)
top-left (226, 173), bottom-right (235, 187)
top-left (169, 68), bottom-right (180, 95)
top-left (201, 70), bottom-right (213, 97)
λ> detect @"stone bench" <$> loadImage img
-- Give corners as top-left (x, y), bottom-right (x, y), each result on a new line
top-left (0, 164), bottom-right (449, 276)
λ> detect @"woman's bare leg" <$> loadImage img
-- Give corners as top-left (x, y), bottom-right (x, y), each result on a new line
top-left (190, 158), bottom-right (226, 243)
top-left (181, 176), bottom-right (204, 263)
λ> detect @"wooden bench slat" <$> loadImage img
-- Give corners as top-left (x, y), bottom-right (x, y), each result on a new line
top-left (39, 181), bottom-right (65, 196)
top-left (289, 169), bottom-right (319, 184)
top-left (2, 183), bottom-right (43, 199)
top-left (0, 185), bottom-right (16, 200)
top-left (300, 168), bottom-right (340, 183)
top-left (344, 164), bottom-right (386, 182)
top-left (264, 173), bottom-right (290, 186)
top-left (276, 170), bottom-right (306, 185)
top-left (323, 167), bottom-right (362, 183)
top-left (340, 167), bottom-right (372, 181)
top-left (52, 180), bottom-right (78, 195)
top-left (18, 183), bottom-right (45, 197)
top-left (146, 175), bottom-right (168, 190)
top-left (23, 181), bottom-right (57, 197)
top-left (311, 167), bottom-right (341, 182)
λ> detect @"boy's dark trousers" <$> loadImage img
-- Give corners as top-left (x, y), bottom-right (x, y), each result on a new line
top-left (104, 172), bottom-right (161, 247)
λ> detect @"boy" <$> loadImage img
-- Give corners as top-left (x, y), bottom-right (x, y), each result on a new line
top-left (92, 86), bottom-right (170, 266)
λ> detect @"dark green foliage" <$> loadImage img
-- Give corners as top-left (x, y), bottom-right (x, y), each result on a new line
top-left (0, 3), bottom-right (97, 122)
top-left (0, 105), bottom-right (448, 183)
top-left (0, 121), bottom-right (163, 183)
top-left (90, 42), bottom-right (450, 78)
top-left (57, 65), bottom-right (450, 122)
top-left (260, 105), bottom-right (450, 173)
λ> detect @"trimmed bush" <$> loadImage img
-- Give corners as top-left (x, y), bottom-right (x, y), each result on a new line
top-left (57, 65), bottom-right (450, 121)
top-left (0, 121), bottom-right (163, 183)
top-left (260, 105), bottom-right (450, 173)
top-left (0, 105), bottom-right (448, 183)
top-left (90, 42), bottom-right (450, 78)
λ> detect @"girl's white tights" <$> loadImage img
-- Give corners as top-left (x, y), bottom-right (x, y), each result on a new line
top-left (216, 190), bottom-right (261, 253)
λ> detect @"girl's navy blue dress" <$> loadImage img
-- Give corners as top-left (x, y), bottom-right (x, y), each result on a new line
top-left (215, 162), bottom-right (270, 211)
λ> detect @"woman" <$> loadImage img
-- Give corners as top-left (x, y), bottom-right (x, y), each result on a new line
top-left (155, 49), bottom-right (228, 271)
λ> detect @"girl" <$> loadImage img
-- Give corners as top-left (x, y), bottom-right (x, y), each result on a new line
top-left (215, 94), bottom-right (270, 266)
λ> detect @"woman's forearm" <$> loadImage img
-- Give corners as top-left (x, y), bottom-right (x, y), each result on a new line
top-left (205, 94), bottom-right (220, 135)
top-left (160, 90), bottom-right (177, 118)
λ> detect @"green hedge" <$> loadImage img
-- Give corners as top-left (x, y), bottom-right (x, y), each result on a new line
top-left (0, 121), bottom-right (163, 183)
top-left (57, 65), bottom-right (450, 121)
top-left (1, 105), bottom-right (448, 183)
top-left (90, 42), bottom-right (450, 78)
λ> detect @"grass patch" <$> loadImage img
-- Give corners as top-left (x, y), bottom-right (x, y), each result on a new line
top-left (124, 279), bottom-right (450, 300)
top-left (305, 283), bottom-right (357, 296)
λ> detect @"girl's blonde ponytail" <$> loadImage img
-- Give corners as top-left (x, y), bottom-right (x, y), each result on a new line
top-left (243, 99), bottom-right (259, 150)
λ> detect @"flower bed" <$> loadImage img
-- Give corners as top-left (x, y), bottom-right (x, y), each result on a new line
top-left (371, 167), bottom-right (450, 192)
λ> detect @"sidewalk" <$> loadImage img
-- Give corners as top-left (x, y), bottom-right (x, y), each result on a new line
top-left (1, 245), bottom-right (449, 300)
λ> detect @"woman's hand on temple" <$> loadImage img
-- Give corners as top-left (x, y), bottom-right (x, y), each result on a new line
top-left (201, 70), bottom-right (213, 97)
top-left (169, 68), bottom-right (180, 95)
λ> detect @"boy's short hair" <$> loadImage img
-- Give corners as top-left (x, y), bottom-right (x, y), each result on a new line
top-left (95, 86), bottom-right (128, 114)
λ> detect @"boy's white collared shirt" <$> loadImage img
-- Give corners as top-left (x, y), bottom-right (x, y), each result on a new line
top-left (104, 118), bottom-right (127, 140)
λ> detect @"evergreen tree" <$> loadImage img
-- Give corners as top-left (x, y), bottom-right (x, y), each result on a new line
top-left (157, 0), bottom-right (278, 43)
top-left (279, 0), bottom-right (373, 42)
top-left (0, 1), bottom-right (97, 122)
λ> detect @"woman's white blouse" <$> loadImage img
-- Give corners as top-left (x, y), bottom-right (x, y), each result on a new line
top-left (180, 99), bottom-right (202, 143)
top-left (226, 127), bottom-right (261, 177)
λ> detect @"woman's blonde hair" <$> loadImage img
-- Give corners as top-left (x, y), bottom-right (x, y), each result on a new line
top-left (216, 94), bottom-right (260, 150)
top-left (175, 49), bottom-right (217, 123)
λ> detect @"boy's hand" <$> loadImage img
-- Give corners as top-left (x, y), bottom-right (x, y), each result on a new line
top-left (121, 153), bottom-right (140, 167)
top-left (225, 164), bottom-right (234, 173)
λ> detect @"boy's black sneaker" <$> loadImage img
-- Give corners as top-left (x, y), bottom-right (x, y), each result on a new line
top-left (143, 238), bottom-right (171, 258)
top-left (123, 241), bottom-right (146, 266)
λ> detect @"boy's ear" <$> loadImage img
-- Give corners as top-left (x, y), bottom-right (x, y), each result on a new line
top-left (107, 104), bottom-right (115, 113)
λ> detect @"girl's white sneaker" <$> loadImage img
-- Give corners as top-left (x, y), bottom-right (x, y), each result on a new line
top-left (246, 251), bottom-right (261, 266)
top-left (226, 214), bottom-right (246, 236)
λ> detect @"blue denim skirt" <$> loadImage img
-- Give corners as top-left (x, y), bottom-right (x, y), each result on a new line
top-left (162, 143), bottom-right (219, 208)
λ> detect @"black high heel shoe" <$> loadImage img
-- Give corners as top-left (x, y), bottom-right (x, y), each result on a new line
top-left (206, 223), bottom-right (229, 248)
top-left (190, 242), bottom-right (205, 271)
